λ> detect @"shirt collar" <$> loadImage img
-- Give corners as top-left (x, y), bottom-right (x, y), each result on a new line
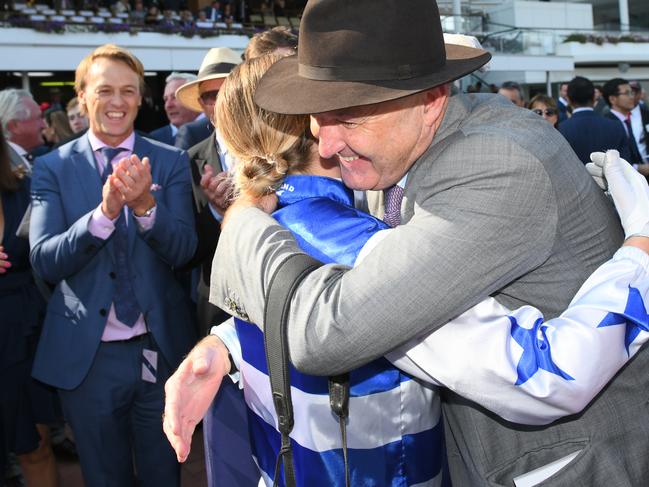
top-left (572, 107), bottom-right (594, 114)
top-left (610, 109), bottom-right (629, 122)
top-left (396, 173), bottom-right (408, 189)
top-left (88, 130), bottom-right (136, 152)
top-left (7, 140), bottom-right (27, 156)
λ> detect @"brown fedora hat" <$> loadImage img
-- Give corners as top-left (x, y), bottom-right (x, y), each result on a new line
top-left (255, 0), bottom-right (491, 115)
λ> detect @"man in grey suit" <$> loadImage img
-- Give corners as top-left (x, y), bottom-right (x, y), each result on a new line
top-left (165, 1), bottom-right (648, 485)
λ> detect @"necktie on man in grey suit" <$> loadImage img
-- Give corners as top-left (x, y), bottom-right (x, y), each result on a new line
top-left (100, 146), bottom-right (141, 327)
top-left (383, 184), bottom-right (404, 228)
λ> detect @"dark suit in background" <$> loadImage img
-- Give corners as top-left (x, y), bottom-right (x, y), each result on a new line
top-left (29, 134), bottom-right (197, 487)
top-left (148, 124), bottom-right (175, 147)
top-left (175, 117), bottom-right (214, 151)
top-left (605, 111), bottom-right (643, 164)
top-left (0, 177), bottom-right (53, 475)
top-left (558, 109), bottom-right (631, 163)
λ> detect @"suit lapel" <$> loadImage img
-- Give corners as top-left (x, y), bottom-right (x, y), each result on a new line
top-left (72, 135), bottom-right (103, 212)
top-left (70, 135), bottom-right (118, 264)
top-left (129, 135), bottom-right (151, 255)
top-left (191, 135), bottom-right (223, 211)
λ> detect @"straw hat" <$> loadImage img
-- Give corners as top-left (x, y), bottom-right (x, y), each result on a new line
top-left (175, 47), bottom-right (241, 112)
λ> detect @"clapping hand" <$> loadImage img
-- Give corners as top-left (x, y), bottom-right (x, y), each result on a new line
top-left (200, 165), bottom-right (233, 216)
top-left (586, 150), bottom-right (649, 239)
top-left (111, 155), bottom-right (155, 216)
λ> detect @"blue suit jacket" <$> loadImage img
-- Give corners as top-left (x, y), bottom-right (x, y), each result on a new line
top-left (175, 118), bottom-right (213, 151)
top-left (29, 134), bottom-right (198, 390)
top-left (148, 124), bottom-right (175, 147)
top-left (558, 109), bottom-right (631, 164)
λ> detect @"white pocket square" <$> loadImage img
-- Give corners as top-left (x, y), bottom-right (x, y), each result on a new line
top-left (150, 183), bottom-right (162, 191)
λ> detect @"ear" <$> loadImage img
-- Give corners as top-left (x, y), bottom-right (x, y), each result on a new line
top-left (422, 84), bottom-right (449, 128)
top-left (6, 118), bottom-right (19, 135)
top-left (78, 90), bottom-right (88, 115)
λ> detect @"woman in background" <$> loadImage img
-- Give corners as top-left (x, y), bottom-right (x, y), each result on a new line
top-left (42, 110), bottom-right (73, 147)
top-left (528, 93), bottom-right (560, 128)
top-left (0, 127), bottom-right (59, 487)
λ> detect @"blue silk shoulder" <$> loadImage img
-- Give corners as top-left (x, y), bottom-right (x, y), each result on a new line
top-left (273, 175), bottom-right (389, 267)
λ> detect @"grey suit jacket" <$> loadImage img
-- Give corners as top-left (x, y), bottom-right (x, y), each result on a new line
top-left (210, 94), bottom-right (647, 485)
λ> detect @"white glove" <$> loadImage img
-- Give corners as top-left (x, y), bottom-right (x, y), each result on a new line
top-left (588, 150), bottom-right (649, 239)
top-left (585, 156), bottom-right (606, 191)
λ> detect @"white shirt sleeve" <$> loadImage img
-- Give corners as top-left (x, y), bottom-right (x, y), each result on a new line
top-left (383, 246), bottom-right (649, 425)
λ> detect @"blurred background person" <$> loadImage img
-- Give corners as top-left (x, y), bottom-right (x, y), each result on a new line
top-left (0, 89), bottom-right (45, 175)
top-left (65, 97), bottom-right (88, 135)
top-left (559, 76), bottom-right (630, 164)
top-left (149, 72), bottom-right (200, 146)
top-left (0, 125), bottom-right (59, 487)
top-left (528, 94), bottom-right (559, 128)
top-left (557, 81), bottom-right (571, 122)
top-left (593, 84), bottom-right (610, 116)
top-left (498, 81), bottom-right (525, 107)
top-left (630, 81), bottom-right (649, 164)
top-left (603, 77), bottom-right (644, 166)
top-left (42, 110), bottom-right (73, 148)
top-left (174, 47), bottom-right (241, 150)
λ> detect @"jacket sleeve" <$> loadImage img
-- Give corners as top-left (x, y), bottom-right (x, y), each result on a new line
top-left (137, 150), bottom-right (197, 268)
top-left (210, 134), bottom-right (559, 375)
top-left (29, 159), bottom-right (109, 283)
top-left (387, 246), bottom-right (649, 425)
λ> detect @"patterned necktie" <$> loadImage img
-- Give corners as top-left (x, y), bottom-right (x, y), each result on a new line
top-left (383, 184), bottom-right (404, 228)
top-left (624, 115), bottom-right (643, 164)
top-left (99, 147), bottom-right (141, 327)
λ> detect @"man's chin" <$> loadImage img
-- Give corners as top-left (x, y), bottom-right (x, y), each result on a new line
top-left (341, 171), bottom-right (377, 192)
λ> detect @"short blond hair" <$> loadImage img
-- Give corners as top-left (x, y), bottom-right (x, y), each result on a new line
top-left (75, 44), bottom-right (145, 95)
top-left (216, 54), bottom-right (312, 198)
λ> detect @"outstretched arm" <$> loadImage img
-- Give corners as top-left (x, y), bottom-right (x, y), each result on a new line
top-left (387, 244), bottom-right (649, 424)
top-left (163, 334), bottom-right (231, 462)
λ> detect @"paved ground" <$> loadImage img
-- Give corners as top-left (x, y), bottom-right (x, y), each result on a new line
top-left (56, 428), bottom-right (207, 487)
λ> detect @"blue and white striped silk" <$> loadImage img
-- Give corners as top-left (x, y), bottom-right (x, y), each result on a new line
top-left (234, 175), bottom-right (447, 487)
top-left (236, 321), bottom-right (444, 487)
top-left (386, 245), bottom-right (649, 426)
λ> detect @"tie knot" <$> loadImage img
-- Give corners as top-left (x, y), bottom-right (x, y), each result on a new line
top-left (101, 147), bottom-right (124, 165)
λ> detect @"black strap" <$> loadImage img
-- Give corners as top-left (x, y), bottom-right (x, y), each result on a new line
top-left (329, 374), bottom-right (351, 487)
top-left (263, 253), bottom-right (322, 487)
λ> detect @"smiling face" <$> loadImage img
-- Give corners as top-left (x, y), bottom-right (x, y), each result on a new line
top-left (8, 97), bottom-right (45, 151)
top-left (164, 78), bottom-right (198, 128)
top-left (79, 57), bottom-right (141, 146)
top-left (309, 87), bottom-right (447, 190)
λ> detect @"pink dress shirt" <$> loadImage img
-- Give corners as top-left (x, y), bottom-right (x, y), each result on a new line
top-left (86, 131), bottom-right (156, 341)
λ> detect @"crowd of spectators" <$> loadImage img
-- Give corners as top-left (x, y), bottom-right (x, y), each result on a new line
top-left (1, 0), bottom-right (304, 29)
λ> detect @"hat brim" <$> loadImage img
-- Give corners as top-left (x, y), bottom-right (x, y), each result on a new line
top-left (175, 74), bottom-right (228, 113)
top-left (255, 44), bottom-right (491, 115)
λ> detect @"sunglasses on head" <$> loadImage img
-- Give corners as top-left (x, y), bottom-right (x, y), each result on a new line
top-left (199, 90), bottom-right (219, 105)
top-left (532, 108), bottom-right (557, 117)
